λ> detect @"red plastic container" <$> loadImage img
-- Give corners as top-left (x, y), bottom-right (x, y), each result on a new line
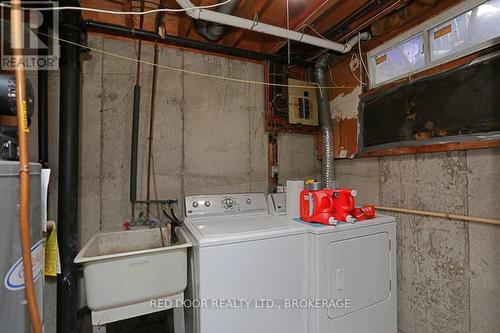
top-left (300, 188), bottom-right (335, 224)
top-left (300, 187), bottom-right (376, 225)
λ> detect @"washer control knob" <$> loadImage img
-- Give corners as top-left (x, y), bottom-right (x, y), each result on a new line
top-left (246, 198), bottom-right (252, 205)
top-left (193, 201), bottom-right (199, 208)
top-left (222, 197), bottom-right (234, 209)
top-left (204, 201), bottom-right (211, 207)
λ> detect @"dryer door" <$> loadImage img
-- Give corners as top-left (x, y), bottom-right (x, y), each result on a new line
top-left (327, 232), bottom-right (391, 319)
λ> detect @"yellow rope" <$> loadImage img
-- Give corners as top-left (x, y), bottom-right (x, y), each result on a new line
top-left (43, 32), bottom-right (358, 90)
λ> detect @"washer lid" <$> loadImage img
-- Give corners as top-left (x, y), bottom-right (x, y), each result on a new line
top-left (193, 215), bottom-right (292, 236)
top-left (184, 215), bottom-right (306, 246)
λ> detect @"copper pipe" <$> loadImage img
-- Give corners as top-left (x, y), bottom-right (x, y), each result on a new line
top-left (135, 0), bottom-right (146, 84)
top-left (11, 0), bottom-right (43, 332)
top-left (131, 0), bottom-right (146, 222)
top-left (146, 40), bottom-right (159, 222)
top-left (376, 206), bottom-right (500, 226)
top-left (146, 0), bottom-right (164, 222)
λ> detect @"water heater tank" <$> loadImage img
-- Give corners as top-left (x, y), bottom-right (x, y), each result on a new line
top-left (0, 161), bottom-right (44, 332)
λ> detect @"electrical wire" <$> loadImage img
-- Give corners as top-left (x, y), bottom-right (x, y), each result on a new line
top-left (40, 31), bottom-right (359, 90)
top-left (286, 0), bottom-right (290, 65)
top-left (349, 33), bottom-right (371, 87)
top-left (0, 0), bottom-right (234, 15)
top-left (358, 32), bottom-right (371, 85)
top-left (349, 52), bottom-right (367, 86)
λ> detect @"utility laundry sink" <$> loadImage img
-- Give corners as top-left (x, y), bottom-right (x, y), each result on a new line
top-left (75, 227), bottom-right (192, 316)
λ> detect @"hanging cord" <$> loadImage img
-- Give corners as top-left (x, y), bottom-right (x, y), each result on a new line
top-left (161, 203), bottom-right (181, 244)
top-left (39, 31), bottom-right (359, 91)
top-left (349, 32), bottom-right (372, 86)
top-left (358, 32), bottom-right (371, 85)
top-left (11, 1), bottom-right (43, 332)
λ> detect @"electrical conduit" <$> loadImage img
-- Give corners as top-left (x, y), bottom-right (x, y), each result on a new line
top-left (11, 0), bottom-right (43, 331)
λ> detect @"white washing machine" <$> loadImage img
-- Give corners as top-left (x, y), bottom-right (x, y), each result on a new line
top-left (183, 193), bottom-right (308, 333)
top-left (301, 215), bottom-right (397, 333)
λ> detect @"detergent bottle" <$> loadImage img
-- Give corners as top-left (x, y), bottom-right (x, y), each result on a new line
top-left (300, 180), bottom-right (336, 224)
top-left (329, 189), bottom-right (357, 224)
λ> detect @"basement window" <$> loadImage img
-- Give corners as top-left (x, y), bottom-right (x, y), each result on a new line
top-left (371, 34), bottom-right (425, 85)
top-left (430, 0), bottom-right (500, 61)
top-left (368, 0), bottom-right (500, 87)
top-left (360, 52), bottom-right (500, 152)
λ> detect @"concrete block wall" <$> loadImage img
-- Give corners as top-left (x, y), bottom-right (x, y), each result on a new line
top-left (42, 34), bottom-right (321, 331)
top-left (335, 146), bottom-right (500, 333)
top-left (329, 51), bottom-right (500, 332)
top-left (47, 34), bottom-right (270, 245)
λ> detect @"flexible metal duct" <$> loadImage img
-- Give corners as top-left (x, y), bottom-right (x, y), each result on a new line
top-left (313, 33), bottom-right (370, 188)
top-left (196, 0), bottom-right (239, 41)
top-left (314, 53), bottom-right (336, 189)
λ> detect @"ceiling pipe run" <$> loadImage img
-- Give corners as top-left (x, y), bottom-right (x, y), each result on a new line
top-left (85, 20), bottom-right (314, 67)
top-left (176, 0), bottom-right (371, 53)
top-left (196, 0), bottom-right (239, 41)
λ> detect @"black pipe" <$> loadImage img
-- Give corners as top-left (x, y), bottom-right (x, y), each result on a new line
top-left (130, 85), bottom-right (140, 206)
top-left (57, 1), bottom-right (81, 332)
top-left (85, 20), bottom-right (314, 68)
top-left (37, 12), bottom-right (49, 168)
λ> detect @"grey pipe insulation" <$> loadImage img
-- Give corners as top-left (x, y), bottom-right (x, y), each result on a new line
top-left (196, 0), bottom-right (240, 41)
top-left (313, 32), bottom-right (370, 188)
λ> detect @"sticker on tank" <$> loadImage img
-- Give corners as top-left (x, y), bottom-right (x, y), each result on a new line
top-left (4, 239), bottom-right (45, 291)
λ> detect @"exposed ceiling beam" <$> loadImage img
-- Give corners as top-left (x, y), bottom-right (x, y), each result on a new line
top-left (219, 0), bottom-right (271, 48)
top-left (268, 0), bottom-right (340, 54)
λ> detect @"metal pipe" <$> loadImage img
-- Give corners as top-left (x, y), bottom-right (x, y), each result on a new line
top-left (130, 85), bottom-right (140, 217)
top-left (176, 0), bottom-right (369, 53)
top-left (84, 20), bottom-right (314, 67)
top-left (196, 0), bottom-right (239, 41)
top-left (314, 53), bottom-right (335, 188)
top-left (11, 1), bottom-right (43, 332)
top-left (130, 0), bottom-right (146, 223)
top-left (146, 3), bottom-right (162, 222)
top-left (57, 1), bottom-right (81, 332)
top-left (38, 13), bottom-right (49, 168)
top-left (376, 206), bottom-right (500, 226)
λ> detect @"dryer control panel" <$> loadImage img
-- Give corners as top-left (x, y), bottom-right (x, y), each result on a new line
top-left (185, 193), bottom-right (268, 219)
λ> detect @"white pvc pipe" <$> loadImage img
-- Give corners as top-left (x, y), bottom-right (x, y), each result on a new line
top-left (176, 0), bottom-right (370, 53)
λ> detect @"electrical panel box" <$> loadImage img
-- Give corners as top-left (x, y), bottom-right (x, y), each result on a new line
top-left (288, 78), bottom-right (319, 126)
